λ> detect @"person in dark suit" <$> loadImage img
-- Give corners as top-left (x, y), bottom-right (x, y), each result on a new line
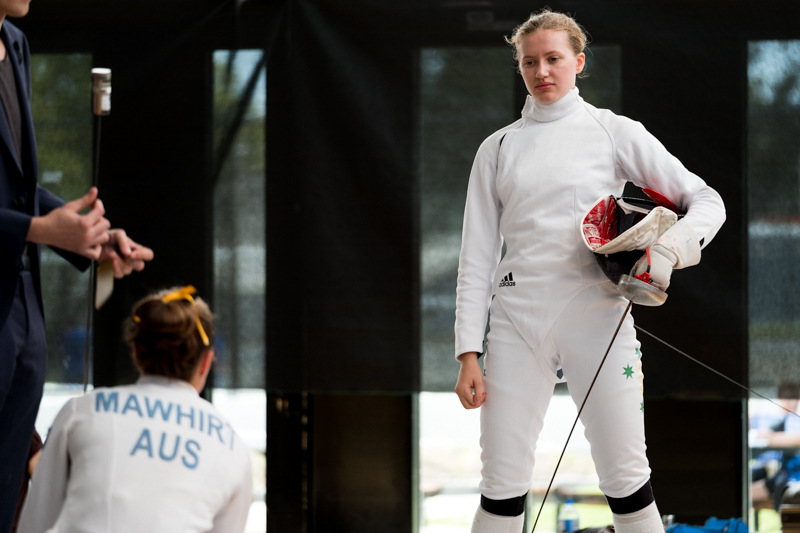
top-left (0, 2), bottom-right (153, 530)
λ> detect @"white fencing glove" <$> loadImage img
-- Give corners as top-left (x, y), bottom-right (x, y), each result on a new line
top-left (632, 218), bottom-right (701, 291)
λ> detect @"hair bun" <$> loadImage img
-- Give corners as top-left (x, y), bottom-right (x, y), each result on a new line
top-left (125, 287), bottom-right (215, 382)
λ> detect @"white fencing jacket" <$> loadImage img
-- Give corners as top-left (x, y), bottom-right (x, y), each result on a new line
top-left (18, 376), bottom-right (252, 533)
top-left (455, 87), bottom-right (726, 358)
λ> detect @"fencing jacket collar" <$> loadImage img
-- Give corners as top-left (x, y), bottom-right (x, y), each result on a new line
top-left (137, 374), bottom-right (197, 393)
top-left (522, 86), bottom-right (582, 122)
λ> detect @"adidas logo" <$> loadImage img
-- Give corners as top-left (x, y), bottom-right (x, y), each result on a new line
top-left (499, 272), bottom-right (515, 287)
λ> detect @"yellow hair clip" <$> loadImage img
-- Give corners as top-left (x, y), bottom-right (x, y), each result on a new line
top-left (160, 285), bottom-right (210, 347)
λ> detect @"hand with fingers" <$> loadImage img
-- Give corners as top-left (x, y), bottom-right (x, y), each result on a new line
top-left (455, 351), bottom-right (485, 409)
top-left (98, 229), bottom-right (154, 278)
top-left (26, 187), bottom-right (110, 260)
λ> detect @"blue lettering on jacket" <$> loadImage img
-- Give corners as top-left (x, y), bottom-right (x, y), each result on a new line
top-left (182, 439), bottom-right (201, 469)
top-left (159, 432), bottom-right (180, 461)
top-left (96, 390), bottom-right (241, 458)
top-left (145, 397), bottom-right (173, 421)
top-left (95, 391), bottom-right (119, 413)
top-left (176, 404), bottom-right (195, 428)
top-left (122, 394), bottom-right (144, 417)
top-left (130, 430), bottom-right (202, 469)
top-left (207, 414), bottom-right (224, 444)
top-left (226, 422), bottom-right (236, 451)
top-left (131, 428), bottom-right (153, 457)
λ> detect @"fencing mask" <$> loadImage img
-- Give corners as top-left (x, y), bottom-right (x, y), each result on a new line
top-left (580, 188), bottom-right (682, 306)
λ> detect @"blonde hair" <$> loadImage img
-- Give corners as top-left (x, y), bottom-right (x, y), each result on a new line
top-left (506, 8), bottom-right (589, 64)
top-left (124, 287), bottom-right (215, 382)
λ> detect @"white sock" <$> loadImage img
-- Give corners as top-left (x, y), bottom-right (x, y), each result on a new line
top-left (470, 505), bottom-right (525, 533)
top-left (613, 501), bottom-right (664, 533)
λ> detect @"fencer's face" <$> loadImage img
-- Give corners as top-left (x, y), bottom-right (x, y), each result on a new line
top-left (518, 29), bottom-right (585, 105)
top-left (0, 0), bottom-right (31, 19)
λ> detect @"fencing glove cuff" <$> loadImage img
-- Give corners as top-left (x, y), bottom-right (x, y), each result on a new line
top-left (633, 218), bottom-right (701, 290)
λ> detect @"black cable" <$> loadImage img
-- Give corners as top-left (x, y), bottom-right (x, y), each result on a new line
top-left (531, 301), bottom-right (632, 532)
top-left (83, 114), bottom-right (102, 393)
top-left (530, 306), bottom-right (794, 532)
top-left (635, 325), bottom-right (800, 421)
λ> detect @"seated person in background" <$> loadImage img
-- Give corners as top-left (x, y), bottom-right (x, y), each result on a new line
top-left (18, 286), bottom-right (252, 533)
top-left (752, 378), bottom-right (800, 509)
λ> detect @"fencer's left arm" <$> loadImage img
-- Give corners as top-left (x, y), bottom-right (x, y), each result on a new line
top-left (17, 398), bottom-right (76, 533)
top-left (610, 116), bottom-right (726, 257)
top-left (210, 447), bottom-right (253, 533)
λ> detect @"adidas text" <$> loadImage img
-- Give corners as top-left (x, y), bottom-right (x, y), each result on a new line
top-left (499, 272), bottom-right (515, 287)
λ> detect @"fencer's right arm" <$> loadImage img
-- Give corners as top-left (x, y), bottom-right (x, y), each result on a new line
top-left (17, 399), bottom-right (76, 533)
top-left (455, 352), bottom-right (485, 409)
top-left (454, 133), bottom-right (505, 360)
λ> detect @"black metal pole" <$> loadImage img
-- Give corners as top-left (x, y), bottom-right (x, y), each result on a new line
top-left (83, 113), bottom-right (102, 393)
top-left (84, 68), bottom-right (111, 393)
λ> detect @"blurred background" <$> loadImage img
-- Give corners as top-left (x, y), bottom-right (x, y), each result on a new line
top-left (19, 0), bottom-right (800, 531)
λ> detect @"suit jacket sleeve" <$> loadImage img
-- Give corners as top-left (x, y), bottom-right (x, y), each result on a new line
top-left (37, 187), bottom-right (91, 271)
top-left (0, 206), bottom-right (31, 272)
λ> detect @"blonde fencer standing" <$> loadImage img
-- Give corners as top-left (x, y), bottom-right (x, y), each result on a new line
top-left (453, 9), bottom-right (725, 533)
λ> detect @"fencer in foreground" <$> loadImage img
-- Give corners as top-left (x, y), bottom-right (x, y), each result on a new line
top-left (18, 286), bottom-right (252, 533)
top-left (453, 9), bottom-right (725, 533)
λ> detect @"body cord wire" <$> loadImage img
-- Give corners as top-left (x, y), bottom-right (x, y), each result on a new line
top-left (531, 301), bottom-right (633, 532)
top-left (531, 312), bottom-right (800, 532)
top-left (635, 325), bottom-right (800, 420)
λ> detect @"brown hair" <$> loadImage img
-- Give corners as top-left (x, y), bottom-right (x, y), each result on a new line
top-left (124, 287), bottom-right (215, 382)
top-left (505, 8), bottom-right (590, 65)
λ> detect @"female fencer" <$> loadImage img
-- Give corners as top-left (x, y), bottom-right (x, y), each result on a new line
top-left (18, 286), bottom-right (252, 533)
top-left (453, 9), bottom-right (725, 533)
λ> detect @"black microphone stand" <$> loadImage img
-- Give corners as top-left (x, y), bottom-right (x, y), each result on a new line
top-left (83, 68), bottom-right (111, 393)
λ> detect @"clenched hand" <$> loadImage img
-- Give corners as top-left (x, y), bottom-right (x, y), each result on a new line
top-left (27, 187), bottom-right (110, 260)
top-left (454, 352), bottom-right (485, 409)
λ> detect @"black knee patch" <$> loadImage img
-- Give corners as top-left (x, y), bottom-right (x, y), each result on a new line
top-left (605, 480), bottom-right (655, 514)
top-left (480, 493), bottom-right (526, 517)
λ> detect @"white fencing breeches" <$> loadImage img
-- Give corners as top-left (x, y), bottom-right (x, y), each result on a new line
top-left (478, 282), bottom-right (651, 500)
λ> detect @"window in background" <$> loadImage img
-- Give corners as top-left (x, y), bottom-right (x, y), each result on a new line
top-left (418, 45), bottom-right (621, 533)
top-left (579, 46), bottom-right (622, 116)
top-left (419, 47), bottom-right (515, 393)
top-left (747, 40), bottom-right (800, 530)
top-left (212, 49), bottom-right (266, 533)
top-left (418, 48), bottom-right (513, 533)
top-left (30, 54), bottom-right (94, 437)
